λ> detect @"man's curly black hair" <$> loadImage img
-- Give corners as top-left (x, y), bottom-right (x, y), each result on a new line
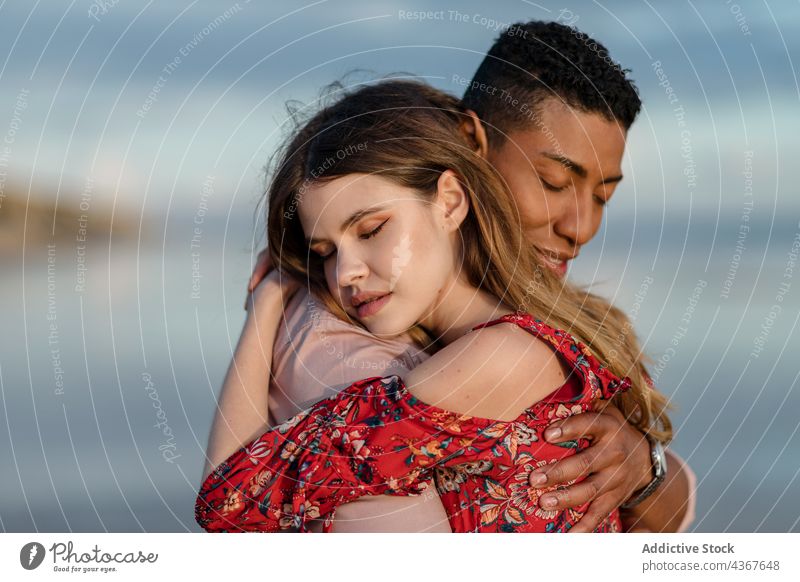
top-left (462, 20), bottom-right (641, 144)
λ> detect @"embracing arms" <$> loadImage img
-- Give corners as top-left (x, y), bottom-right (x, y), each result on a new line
top-left (227, 252), bottom-right (696, 533)
top-left (196, 314), bottom-right (591, 531)
top-left (528, 406), bottom-right (694, 532)
top-left (201, 271), bottom-right (296, 481)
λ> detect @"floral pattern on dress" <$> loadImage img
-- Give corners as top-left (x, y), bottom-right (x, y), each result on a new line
top-left (196, 311), bottom-right (630, 533)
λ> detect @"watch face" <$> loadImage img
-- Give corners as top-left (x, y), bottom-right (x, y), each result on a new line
top-left (652, 442), bottom-right (667, 479)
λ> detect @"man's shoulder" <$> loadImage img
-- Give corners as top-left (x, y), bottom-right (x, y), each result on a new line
top-left (276, 287), bottom-right (427, 362)
top-left (280, 288), bottom-right (367, 337)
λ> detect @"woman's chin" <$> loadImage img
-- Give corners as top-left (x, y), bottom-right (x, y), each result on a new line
top-left (342, 300), bottom-right (420, 339)
top-left (365, 323), bottom-right (407, 339)
top-left (363, 317), bottom-right (417, 340)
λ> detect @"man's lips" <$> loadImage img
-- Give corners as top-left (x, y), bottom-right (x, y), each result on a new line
top-left (540, 250), bottom-right (575, 276)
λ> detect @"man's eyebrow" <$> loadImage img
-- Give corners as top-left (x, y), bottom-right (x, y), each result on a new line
top-left (541, 152), bottom-right (588, 178)
top-left (540, 152), bottom-right (623, 184)
top-left (305, 204), bottom-right (390, 245)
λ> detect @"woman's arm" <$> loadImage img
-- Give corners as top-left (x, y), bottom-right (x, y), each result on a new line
top-left (242, 255), bottom-right (692, 531)
top-left (196, 320), bottom-right (620, 532)
top-left (201, 271), bottom-right (296, 481)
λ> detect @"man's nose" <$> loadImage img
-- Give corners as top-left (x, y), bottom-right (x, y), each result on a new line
top-left (553, 190), bottom-right (597, 248)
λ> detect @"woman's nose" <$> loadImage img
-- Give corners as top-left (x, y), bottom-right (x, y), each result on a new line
top-left (335, 246), bottom-right (369, 288)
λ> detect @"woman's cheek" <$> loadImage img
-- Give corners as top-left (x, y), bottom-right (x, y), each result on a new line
top-left (323, 259), bottom-right (342, 302)
top-left (388, 233), bottom-right (414, 282)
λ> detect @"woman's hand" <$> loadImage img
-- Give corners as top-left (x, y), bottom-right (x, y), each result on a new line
top-left (244, 248), bottom-right (273, 309)
top-left (245, 259), bottom-right (300, 314)
top-left (527, 405), bottom-right (654, 533)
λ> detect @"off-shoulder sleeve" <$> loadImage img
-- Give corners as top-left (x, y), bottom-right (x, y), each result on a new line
top-left (196, 376), bottom-right (515, 532)
top-left (196, 372), bottom-right (627, 532)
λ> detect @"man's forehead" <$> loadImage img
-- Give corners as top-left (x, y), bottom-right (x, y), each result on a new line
top-left (506, 107), bottom-right (627, 175)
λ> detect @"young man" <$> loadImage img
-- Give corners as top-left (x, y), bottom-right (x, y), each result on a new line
top-left (207, 20), bottom-right (694, 532)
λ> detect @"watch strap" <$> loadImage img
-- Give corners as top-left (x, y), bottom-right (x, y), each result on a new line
top-left (620, 438), bottom-right (667, 509)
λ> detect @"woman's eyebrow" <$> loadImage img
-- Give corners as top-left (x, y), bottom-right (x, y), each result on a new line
top-left (305, 203), bottom-right (390, 245)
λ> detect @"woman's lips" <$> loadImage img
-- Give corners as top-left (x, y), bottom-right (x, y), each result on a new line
top-left (356, 292), bottom-right (392, 318)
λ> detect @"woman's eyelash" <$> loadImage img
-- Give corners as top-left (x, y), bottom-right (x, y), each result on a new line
top-left (360, 218), bottom-right (389, 240)
top-left (312, 218), bottom-right (389, 258)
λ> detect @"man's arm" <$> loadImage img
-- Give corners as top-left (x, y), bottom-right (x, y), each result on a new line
top-left (620, 449), bottom-right (695, 532)
top-left (527, 406), bottom-right (694, 532)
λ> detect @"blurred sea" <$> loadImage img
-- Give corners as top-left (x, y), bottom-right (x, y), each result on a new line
top-left (1, 207), bottom-right (798, 533)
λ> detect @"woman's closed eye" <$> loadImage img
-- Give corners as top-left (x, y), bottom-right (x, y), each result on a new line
top-left (359, 218), bottom-right (389, 240)
top-left (311, 218), bottom-right (389, 258)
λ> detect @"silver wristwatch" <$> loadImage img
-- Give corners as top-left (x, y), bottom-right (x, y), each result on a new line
top-left (620, 438), bottom-right (667, 509)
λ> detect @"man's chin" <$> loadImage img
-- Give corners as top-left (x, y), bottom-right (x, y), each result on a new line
top-left (542, 259), bottom-right (569, 278)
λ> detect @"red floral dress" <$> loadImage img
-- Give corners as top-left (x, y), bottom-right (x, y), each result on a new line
top-left (195, 312), bottom-right (631, 533)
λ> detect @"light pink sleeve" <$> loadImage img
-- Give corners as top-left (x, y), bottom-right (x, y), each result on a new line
top-left (269, 288), bottom-right (428, 424)
top-left (667, 449), bottom-right (697, 532)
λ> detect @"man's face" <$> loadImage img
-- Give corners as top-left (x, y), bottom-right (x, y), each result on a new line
top-left (485, 99), bottom-right (627, 276)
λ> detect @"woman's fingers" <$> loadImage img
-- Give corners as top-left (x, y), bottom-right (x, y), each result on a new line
top-left (249, 268), bottom-right (301, 310)
top-left (248, 249), bottom-right (273, 292)
top-left (245, 249), bottom-right (274, 310)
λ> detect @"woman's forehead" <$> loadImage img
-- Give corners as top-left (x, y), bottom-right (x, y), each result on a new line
top-left (299, 174), bottom-right (402, 233)
top-left (302, 174), bottom-right (410, 213)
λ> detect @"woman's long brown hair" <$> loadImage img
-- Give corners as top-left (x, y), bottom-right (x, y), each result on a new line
top-left (265, 79), bottom-right (672, 443)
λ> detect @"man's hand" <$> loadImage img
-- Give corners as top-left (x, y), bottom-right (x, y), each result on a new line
top-left (527, 405), bottom-right (653, 533)
top-left (244, 248), bottom-right (273, 309)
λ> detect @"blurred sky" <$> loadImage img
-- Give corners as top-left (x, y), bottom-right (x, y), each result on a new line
top-left (0, 0), bottom-right (798, 222)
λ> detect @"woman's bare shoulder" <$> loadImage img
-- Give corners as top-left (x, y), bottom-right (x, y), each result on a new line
top-left (405, 322), bottom-right (571, 421)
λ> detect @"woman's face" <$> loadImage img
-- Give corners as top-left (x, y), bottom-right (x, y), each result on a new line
top-left (298, 173), bottom-right (457, 337)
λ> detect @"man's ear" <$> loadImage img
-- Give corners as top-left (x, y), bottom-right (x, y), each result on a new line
top-left (435, 170), bottom-right (470, 232)
top-left (459, 109), bottom-right (489, 159)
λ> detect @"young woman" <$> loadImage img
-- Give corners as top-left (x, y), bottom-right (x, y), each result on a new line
top-left (196, 80), bottom-right (672, 533)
